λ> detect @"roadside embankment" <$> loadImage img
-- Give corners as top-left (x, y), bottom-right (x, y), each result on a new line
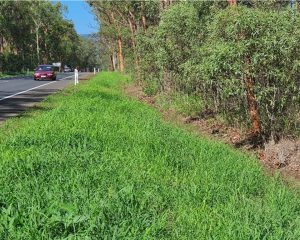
top-left (1, 72), bottom-right (300, 239)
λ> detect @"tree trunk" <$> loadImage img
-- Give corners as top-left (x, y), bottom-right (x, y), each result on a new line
top-left (141, 16), bottom-right (147, 32)
top-left (227, 0), bottom-right (237, 6)
top-left (128, 10), bottom-right (140, 78)
top-left (113, 50), bottom-right (117, 70)
top-left (44, 28), bottom-right (48, 64)
top-left (111, 12), bottom-right (124, 72)
top-left (110, 55), bottom-right (114, 71)
top-left (36, 27), bottom-right (40, 65)
top-left (118, 36), bottom-right (124, 72)
top-left (160, 0), bottom-right (172, 11)
top-left (160, 0), bottom-right (166, 11)
top-left (110, 54), bottom-right (115, 71)
top-left (0, 36), bottom-right (3, 54)
top-left (141, 1), bottom-right (147, 32)
top-left (244, 57), bottom-right (262, 135)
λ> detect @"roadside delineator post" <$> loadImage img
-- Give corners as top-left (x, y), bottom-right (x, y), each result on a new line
top-left (94, 67), bottom-right (96, 75)
top-left (75, 67), bottom-right (79, 85)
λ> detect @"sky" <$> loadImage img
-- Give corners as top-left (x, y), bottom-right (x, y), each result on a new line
top-left (56, 0), bottom-right (99, 35)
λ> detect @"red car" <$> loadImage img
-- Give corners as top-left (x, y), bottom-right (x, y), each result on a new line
top-left (34, 65), bottom-right (56, 81)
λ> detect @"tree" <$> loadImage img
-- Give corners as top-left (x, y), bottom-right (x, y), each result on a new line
top-left (0, 0), bottom-right (91, 73)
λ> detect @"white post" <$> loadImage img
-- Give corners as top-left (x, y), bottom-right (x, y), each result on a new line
top-left (74, 68), bottom-right (79, 85)
top-left (94, 67), bottom-right (96, 75)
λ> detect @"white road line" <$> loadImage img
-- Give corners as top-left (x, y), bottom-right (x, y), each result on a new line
top-left (0, 81), bottom-right (9, 84)
top-left (0, 75), bottom-right (74, 102)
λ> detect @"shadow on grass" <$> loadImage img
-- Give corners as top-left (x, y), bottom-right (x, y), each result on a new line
top-left (0, 85), bottom-right (126, 123)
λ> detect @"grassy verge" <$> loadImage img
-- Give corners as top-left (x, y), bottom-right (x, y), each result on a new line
top-left (0, 73), bottom-right (10, 78)
top-left (155, 91), bottom-right (205, 117)
top-left (1, 72), bottom-right (300, 239)
top-left (0, 71), bottom-right (33, 79)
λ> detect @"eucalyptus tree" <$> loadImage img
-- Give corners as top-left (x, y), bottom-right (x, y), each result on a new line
top-left (0, 0), bottom-right (85, 73)
top-left (0, 1), bottom-right (34, 71)
top-left (29, 0), bottom-right (43, 65)
top-left (89, 1), bottom-right (123, 72)
top-left (89, 0), bottom-right (161, 74)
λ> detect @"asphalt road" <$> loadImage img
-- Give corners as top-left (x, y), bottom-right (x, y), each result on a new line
top-left (0, 73), bottom-right (74, 100)
top-left (0, 72), bottom-right (88, 122)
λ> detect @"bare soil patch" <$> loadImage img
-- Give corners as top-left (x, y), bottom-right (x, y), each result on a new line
top-left (262, 139), bottom-right (300, 180)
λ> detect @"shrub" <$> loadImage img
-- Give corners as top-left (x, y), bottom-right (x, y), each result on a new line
top-left (156, 3), bottom-right (206, 92)
top-left (137, 27), bottom-right (163, 94)
top-left (187, 7), bottom-right (300, 139)
top-left (1, 52), bottom-right (23, 73)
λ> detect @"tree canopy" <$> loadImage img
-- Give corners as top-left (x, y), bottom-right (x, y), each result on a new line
top-left (0, 0), bottom-right (100, 73)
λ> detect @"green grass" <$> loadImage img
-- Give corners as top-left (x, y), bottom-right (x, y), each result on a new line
top-left (1, 72), bottom-right (300, 239)
top-left (156, 91), bottom-right (205, 117)
top-left (0, 73), bottom-right (10, 78)
top-left (0, 71), bottom-right (33, 79)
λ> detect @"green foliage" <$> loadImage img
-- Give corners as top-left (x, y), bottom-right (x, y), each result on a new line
top-left (137, 3), bottom-right (209, 94)
top-left (76, 36), bottom-right (102, 71)
top-left (137, 26), bottom-right (162, 93)
top-left (92, 1), bottom-right (300, 139)
top-left (157, 91), bottom-right (205, 116)
top-left (1, 72), bottom-right (300, 238)
top-left (193, 7), bottom-right (300, 137)
top-left (158, 3), bottom-right (208, 92)
top-left (157, 3), bottom-right (201, 73)
top-left (0, 1), bottom-right (99, 73)
top-left (1, 52), bottom-right (23, 73)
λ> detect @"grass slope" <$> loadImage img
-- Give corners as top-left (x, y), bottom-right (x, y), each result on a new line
top-left (0, 72), bottom-right (300, 239)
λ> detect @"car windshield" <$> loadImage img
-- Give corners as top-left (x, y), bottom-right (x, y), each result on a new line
top-left (37, 66), bottom-right (53, 71)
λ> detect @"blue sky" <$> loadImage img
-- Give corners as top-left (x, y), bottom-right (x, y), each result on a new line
top-left (55, 0), bottom-right (99, 35)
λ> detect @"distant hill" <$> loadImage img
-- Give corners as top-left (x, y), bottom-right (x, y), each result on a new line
top-left (80, 33), bottom-right (97, 39)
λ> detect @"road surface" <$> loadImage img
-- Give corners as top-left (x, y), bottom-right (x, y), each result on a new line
top-left (0, 72), bottom-right (88, 122)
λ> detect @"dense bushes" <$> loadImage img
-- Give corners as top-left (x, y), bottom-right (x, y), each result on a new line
top-left (196, 7), bottom-right (300, 139)
top-left (0, 52), bottom-right (23, 73)
top-left (138, 3), bottom-right (207, 94)
top-left (93, 1), bottom-right (300, 141)
top-left (136, 4), bottom-right (300, 141)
